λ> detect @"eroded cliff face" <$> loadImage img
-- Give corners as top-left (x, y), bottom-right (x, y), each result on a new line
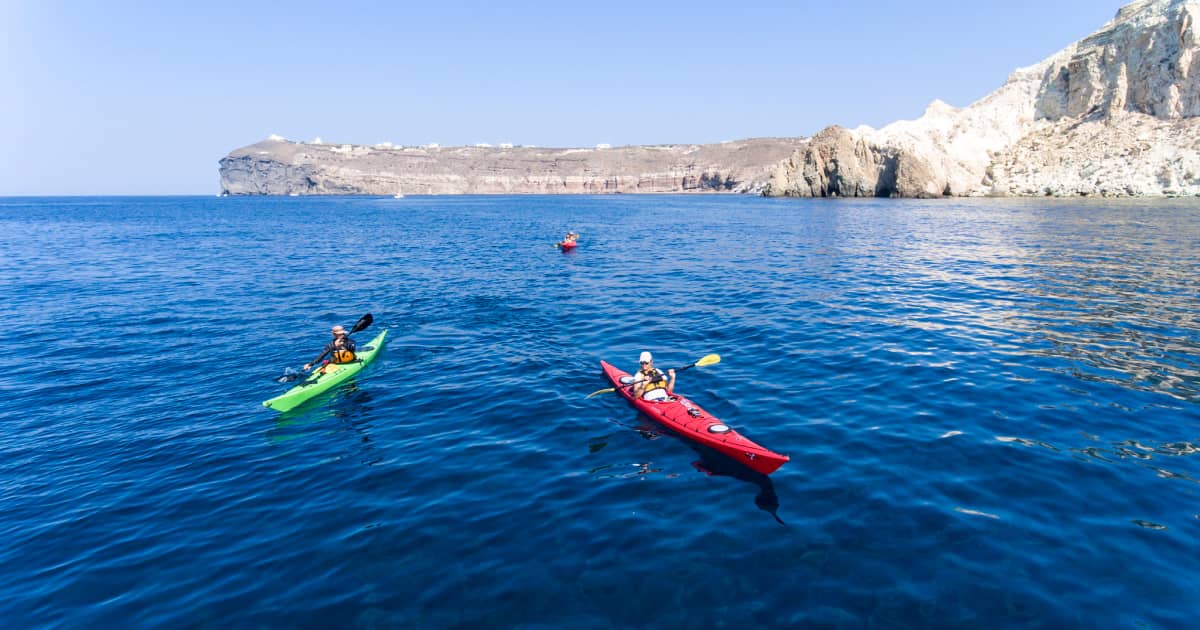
top-left (766, 0), bottom-right (1200, 198)
top-left (763, 126), bottom-right (946, 198)
top-left (993, 0), bottom-right (1200, 196)
top-left (219, 138), bottom-right (806, 196)
top-left (1036, 0), bottom-right (1200, 120)
top-left (221, 1), bottom-right (1200, 199)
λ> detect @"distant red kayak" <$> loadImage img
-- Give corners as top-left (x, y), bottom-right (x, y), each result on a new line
top-left (558, 241), bottom-right (577, 251)
top-left (600, 361), bottom-right (789, 475)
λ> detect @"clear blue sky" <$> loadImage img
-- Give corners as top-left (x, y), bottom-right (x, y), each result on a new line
top-left (1, 0), bottom-right (1131, 195)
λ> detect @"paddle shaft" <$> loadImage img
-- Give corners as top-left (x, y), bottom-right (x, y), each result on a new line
top-left (588, 361), bottom-right (704, 397)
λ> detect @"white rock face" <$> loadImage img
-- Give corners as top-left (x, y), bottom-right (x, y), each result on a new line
top-left (993, 112), bottom-right (1200, 196)
top-left (995, 0), bottom-right (1200, 196)
top-left (1036, 0), bottom-right (1200, 120)
top-left (767, 0), bottom-right (1200, 198)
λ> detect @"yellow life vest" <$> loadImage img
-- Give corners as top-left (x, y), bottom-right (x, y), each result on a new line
top-left (331, 349), bottom-right (357, 364)
top-left (638, 368), bottom-right (667, 396)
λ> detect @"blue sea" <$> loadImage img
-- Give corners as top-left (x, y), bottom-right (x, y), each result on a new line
top-left (1, 195), bottom-right (1198, 628)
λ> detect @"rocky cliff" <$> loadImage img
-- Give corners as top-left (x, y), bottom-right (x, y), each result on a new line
top-left (221, 0), bottom-right (1200, 199)
top-left (219, 137), bottom-right (807, 196)
top-left (765, 0), bottom-right (1200, 198)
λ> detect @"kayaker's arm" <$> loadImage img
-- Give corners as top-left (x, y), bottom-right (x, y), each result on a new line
top-left (630, 373), bottom-right (647, 399)
top-left (304, 337), bottom-right (357, 370)
top-left (304, 342), bottom-right (334, 371)
top-left (631, 369), bottom-right (672, 399)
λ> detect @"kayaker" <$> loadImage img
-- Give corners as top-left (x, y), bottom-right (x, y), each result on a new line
top-left (303, 324), bottom-right (357, 371)
top-left (631, 351), bottom-right (675, 401)
top-left (563, 231), bottom-right (578, 244)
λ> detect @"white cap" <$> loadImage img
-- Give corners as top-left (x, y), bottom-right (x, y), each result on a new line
top-left (639, 351), bottom-right (653, 363)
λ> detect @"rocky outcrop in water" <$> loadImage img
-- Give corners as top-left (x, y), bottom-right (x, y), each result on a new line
top-left (218, 138), bottom-right (806, 196)
top-left (764, 126), bottom-right (946, 198)
top-left (765, 0), bottom-right (1200, 198)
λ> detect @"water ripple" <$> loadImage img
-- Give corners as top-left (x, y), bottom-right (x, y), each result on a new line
top-left (0, 196), bottom-right (1198, 627)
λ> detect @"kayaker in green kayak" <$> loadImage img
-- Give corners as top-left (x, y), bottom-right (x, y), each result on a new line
top-left (304, 324), bottom-right (357, 372)
top-left (631, 351), bottom-right (675, 401)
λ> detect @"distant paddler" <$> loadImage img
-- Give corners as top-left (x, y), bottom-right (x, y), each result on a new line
top-left (556, 231), bottom-right (580, 250)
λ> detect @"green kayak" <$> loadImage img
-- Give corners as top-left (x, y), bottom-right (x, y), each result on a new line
top-left (263, 329), bottom-right (388, 412)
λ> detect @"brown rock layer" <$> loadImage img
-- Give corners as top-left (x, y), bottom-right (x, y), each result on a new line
top-left (218, 138), bottom-right (806, 196)
top-left (763, 127), bottom-right (945, 198)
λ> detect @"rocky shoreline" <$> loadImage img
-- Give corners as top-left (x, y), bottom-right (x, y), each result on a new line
top-left (220, 0), bottom-right (1200, 199)
top-left (218, 138), bottom-right (807, 196)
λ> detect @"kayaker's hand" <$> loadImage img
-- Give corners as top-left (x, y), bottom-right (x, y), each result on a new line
top-left (667, 369), bottom-right (675, 378)
top-left (303, 363), bottom-right (311, 371)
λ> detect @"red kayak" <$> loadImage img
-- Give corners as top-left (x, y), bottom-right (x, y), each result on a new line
top-left (600, 361), bottom-right (789, 475)
top-left (558, 241), bottom-right (577, 251)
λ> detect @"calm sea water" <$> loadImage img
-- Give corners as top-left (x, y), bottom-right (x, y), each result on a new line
top-left (1, 195), bottom-right (1198, 627)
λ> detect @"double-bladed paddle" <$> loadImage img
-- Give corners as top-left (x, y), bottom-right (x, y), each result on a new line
top-left (277, 313), bottom-right (373, 382)
top-left (347, 313), bottom-right (374, 335)
top-left (586, 353), bottom-right (721, 398)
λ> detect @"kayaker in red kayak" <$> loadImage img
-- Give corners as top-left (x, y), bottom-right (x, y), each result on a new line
top-left (631, 351), bottom-right (675, 401)
top-left (555, 232), bottom-right (579, 250)
top-left (303, 324), bottom-right (357, 371)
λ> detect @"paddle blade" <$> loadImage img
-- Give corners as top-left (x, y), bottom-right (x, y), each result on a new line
top-left (349, 313), bottom-right (373, 334)
top-left (586, 387), bottom-right (615, 399)
top-left (277, 367), bottom-right (304, 383)
top-left (695, 354), bottom-right (721, 368)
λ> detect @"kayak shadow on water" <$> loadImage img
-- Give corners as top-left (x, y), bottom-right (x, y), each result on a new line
top-left (605, 413), bottom-right (785, 525)
top-left (689, 440), bottom-right (785, 526)
top-left (267, 386), bottom-right (384, 465)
